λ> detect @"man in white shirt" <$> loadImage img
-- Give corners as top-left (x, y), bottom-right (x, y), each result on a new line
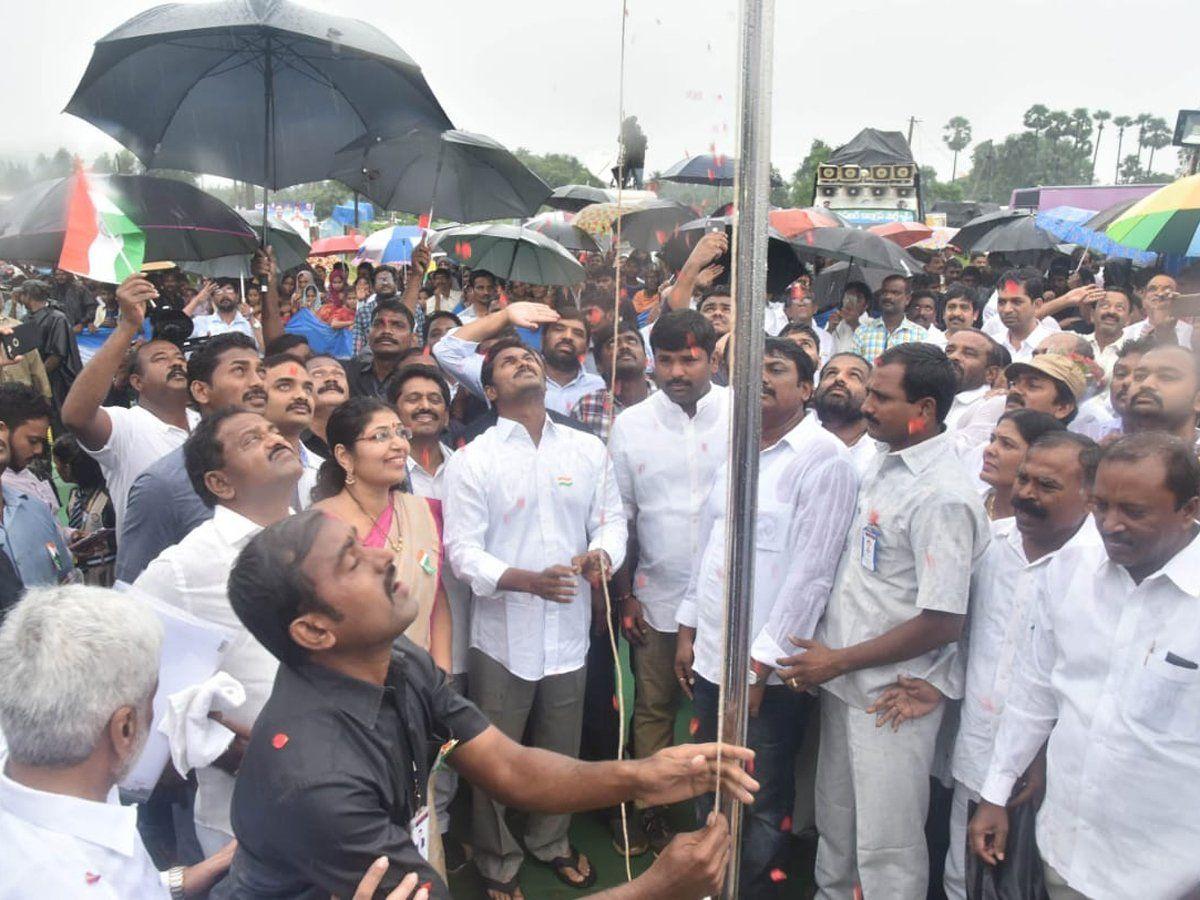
top-left (261, 353), bottom-right (322, 508)
top-left (830, 283), bottom-right (872, 355)
top-left (1086, 288), bottom-right (1132, 379)
top-left (945, 328), bottom-right (1009, 457)
top-left (1072, 337), bottom-right (1151, 443)
top-left (784, 291), bottom-right (835, 362)
top-left (608, 310), bottom-right (727, 849)
top-left (940, 431), bottom-right (1100, 899)
top-left (0, 584), bottom-right (233, 897)
top-left (132, 408), bottom-right (301, 854)
top-left (813, 352), bottom-right (878, 475)
top-left (908, 289), bottom-right (947, 347)
top-left (942, 284), bottom-right (981, 339)
top-left (191, 279), bottom-right (254, 339)
top-left (970, 433), bottom-right (1200, 900)
top-left (62, 275), bottom-right (199, 531)
top-left (1122, 273), bottom-right (1190, 347)
top-left (993, 268), bottom-right (1056, 363)
top-left (780, 343), bottom-right (990, 900)
top-left (676, 339), bottom-right (857, 897)
top-left (443, 336), bottom-right (626, 893)
top-left (434, 302), bottom-right (606, 417)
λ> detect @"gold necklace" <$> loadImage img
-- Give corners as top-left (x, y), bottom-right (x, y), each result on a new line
top-left (985, 490), bottom-right (996, 519)
top-left (346, 487), bottom-right (404, 555)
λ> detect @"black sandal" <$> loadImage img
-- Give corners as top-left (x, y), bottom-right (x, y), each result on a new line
top-left (479, 873), bottom-right (523, 900)
top-left (546, 846), bottom-right (598, 890)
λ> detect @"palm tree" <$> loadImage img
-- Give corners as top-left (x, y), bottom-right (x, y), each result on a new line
top-left (942, 116), bottom-right (972, 181)
top-left (1112, 116), bottom-right (1133, 182)
top-left (1070, 108), bottom-right (1092, 150)
top-left (1144, 117), bottom-right (1173, 175)
top-left (1091, 110), bottom-right (1111, 181)
top-left (1023, 104), bottom-right (1052, 139)
top-left (1133, 113), bottom-right (1153, 168)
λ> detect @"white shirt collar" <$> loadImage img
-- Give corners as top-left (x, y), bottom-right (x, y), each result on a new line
top-left (1102, 527), bottom-right (1200, 595)
top-left (0, 768), bottom-right (140, 858)
top-left (211, 504), bottom-right (272, 550)
top-left (954, 384), bottom-right (990, 406)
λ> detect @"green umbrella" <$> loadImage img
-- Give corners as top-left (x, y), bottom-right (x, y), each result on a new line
top-left (180, 210), bottom-right (309, 277)
top-left (431, 223), bottom-right (585, 285)
top-left (1105, 174), bottom-right (1200, 256)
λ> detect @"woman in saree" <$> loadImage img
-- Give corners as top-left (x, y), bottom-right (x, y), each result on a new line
top-left (312, 396), bottom-right (452, 671)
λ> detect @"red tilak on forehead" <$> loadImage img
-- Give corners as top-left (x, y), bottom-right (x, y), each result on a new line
top-left (1003, 279), bottom-right (1020, 295)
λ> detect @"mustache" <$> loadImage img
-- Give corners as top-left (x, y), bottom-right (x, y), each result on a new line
top-left (286, 399), bottom-right (313, 414)
top-left (167, 365), bottom-right (187, 379)
top-left (1006, 391), bottom-right (1025, 408)
top-left (267, 442), bottom-right (294, 461)
top-left (1130, 388), bottom-right (1162, 407)
top-left (317, 380), bottom-right (346, 395)
top-left (1011, 496), bottom-right (1047, 519)
top-left (242, 387), bottom-right (267, 404)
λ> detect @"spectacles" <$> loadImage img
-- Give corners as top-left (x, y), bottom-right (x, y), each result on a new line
top-left (356, 425), bottom-right (413, 444)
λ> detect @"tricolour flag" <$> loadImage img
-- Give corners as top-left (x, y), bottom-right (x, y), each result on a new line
top-left (58, 167), bottom-right (146, 284)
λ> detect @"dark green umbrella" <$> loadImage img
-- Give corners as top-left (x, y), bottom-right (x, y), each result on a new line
top-left (432, 223), bottom-right (585, 285)
top-left (615, 199), bottom-right (696, 252)
top-left (789, 226), bottom-right (923, 275)
top-left (543, 184), bottom-right (610, 212)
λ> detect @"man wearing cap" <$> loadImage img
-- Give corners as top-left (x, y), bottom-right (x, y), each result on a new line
top-left (1005, 353), bottom-right (1086, 426)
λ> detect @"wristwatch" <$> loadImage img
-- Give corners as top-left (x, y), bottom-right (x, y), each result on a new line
top-left (167, 866), bottom-right (186, 900)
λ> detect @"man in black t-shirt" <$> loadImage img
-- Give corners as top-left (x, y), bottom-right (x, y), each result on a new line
top-left (15, 279), bottom-right (80, 416)
top-left (218, 510), bottom-right (758, 900)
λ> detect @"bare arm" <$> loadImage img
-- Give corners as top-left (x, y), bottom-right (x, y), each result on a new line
top-left (451, 301), bottom-right (560, 345)
top-left (665, 231), bottom-right (728, 311)
top-left (182, 280), bottom-right (215, 316)
top-left (400, 241), bottom-right (430, 314)
top-left (254, 247), bottom-right (285, 347)
top-left (61, 274), bottom-right (155, 450)
top-left (429, 583), bottom-right (452, 674)
top-left (451, 725), bottom-right (756, 814)
top-left (1037, 285), bottom-right (1102, 320)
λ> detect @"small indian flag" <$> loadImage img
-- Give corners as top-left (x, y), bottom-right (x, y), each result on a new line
top-left (555, 475), bottom-right (574, 487)
top-left (58, 167), bottom-right (146, 284)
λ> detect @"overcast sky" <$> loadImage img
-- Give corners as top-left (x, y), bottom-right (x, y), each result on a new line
top-left (3, 0), bottom-right (1194, 185)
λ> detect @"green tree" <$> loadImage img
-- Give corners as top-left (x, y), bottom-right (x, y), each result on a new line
top-left (271, 180), bottom-right (352, 220)
top-left (787, 139), bottom-right (832, 207)
top-left (1023, 104), bottom-right (1052, 140)
top-left (1143, 117), bottom-right (1173, 175)
top-left (965, 131), bottom-right (1091, 203)
top-left (1069, 108), bottom-right (1092, 151)
top-left (942, 116), bottom-right (972, 181)
top-left (1118, 153), bottom-right (1144, 184)
top-left (1090, 110), bottom-right (1111, 181)
top-left (1133, 113), bottom-right (1153, 168)
top-left (920, 166), bottom-right (964, 204)
top-left (1043, 110), bottom-right (1072, 142)
top-left (1112, 115), bottom-right (1133, 182)
top-left (512, 149), bottom-right (602, 188)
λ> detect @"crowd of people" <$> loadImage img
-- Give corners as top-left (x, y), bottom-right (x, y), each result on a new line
top-left (0, 223), bottom-right (1198, 900)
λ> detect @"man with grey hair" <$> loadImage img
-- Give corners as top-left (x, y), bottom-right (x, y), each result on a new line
top-left (0, 584), bottom-right (233, 897)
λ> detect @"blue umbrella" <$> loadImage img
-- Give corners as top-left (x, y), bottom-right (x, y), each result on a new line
top-left (356, 225), bottom-right (426, 265)
top-left (1036, 206), bottom-right (1158, 265)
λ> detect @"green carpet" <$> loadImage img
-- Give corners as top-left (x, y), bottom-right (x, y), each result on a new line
top-left (446, 644), bottom-right (817, 898)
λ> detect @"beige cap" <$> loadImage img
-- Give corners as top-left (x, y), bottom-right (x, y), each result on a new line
top-left (1006, 352), bottom-right (1087, 403)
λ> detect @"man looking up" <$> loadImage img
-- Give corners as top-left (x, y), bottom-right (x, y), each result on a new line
top-left (609, 310), bottom-right (727, 851)
top-left (443, 336), bottom-right (627, 897)
top-left (852, 274), bottom-right (927, 361)
top-left (830, 282), bottom-right (872, 354)
top-left (677, 338), bottom-right (856, 898)
top-left (61, 275), bottom-right (197, 532)
top-left (696, 286), bottom-right (733, 340)
top-left (116, 333), bottom-right (266, 583)
top-left (945, 328), bottom-right (1009, 454)
top-left (782, 342), bottom-right (990, 900)
top-left (344, 299), bottom-right (417, 400)
top-left (303, 353), bottom-right (348, 458)
top-left (457, 269), bottom-right (499, 323)
top-left (216, 511), bottom-right (755, 900)
top-left (433, 302), bottom-right (605, 416)
top-left (993, 268), bottom-right (1056, 363)
top-left (784, 290), bottom-right (834, 361)
top-left (813, 351), bottom-right (876, 474)
top-left (262, 353), bottom-right (323, 508)
top-left (132, 408), bottom-right (302, 855)
top-left (970, 434), bottom-right (1200, 899)
top-left (1122, 343), bottom-right (1200, 445)
top-left (571, 319), bottom-right (656, 441)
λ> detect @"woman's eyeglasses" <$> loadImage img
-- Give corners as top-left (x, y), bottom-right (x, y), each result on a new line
top-left (356, 425), bottom-right (413, 444)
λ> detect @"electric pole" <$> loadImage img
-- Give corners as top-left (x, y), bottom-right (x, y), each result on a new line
top-left (907, 116), bottom-right (920, 145)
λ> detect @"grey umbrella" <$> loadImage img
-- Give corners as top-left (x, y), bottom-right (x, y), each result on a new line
top-left (615, 199), bottom-right (696, 252)
top-left (789, 227), bottom-right (924, 276)
top-left (0, 174), bottom-right (256, 265)
top-left (952, 209), bottom-right (1029, 252)
top-left (543, 184), bottom-right (610, 212)
top-left (523, 212), bottom-right (604, 253)
top-left (968, 216), bottom-right (1058, 254)
top-left (65, 0), bottom-right (453, 239)
top-left (432, 223), bottom-right (585, 285)
top-left (331, 129), bottom-right (550, 223)
top-left (181, 209), bottom-right (310, 278)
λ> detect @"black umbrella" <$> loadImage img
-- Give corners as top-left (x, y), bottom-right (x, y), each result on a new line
top-left (658, 153), bottom-right (784, 187)
top-left (523, 212), bottom-right (604, 253)
top-left (615, 199), bottom-right (696, 252)
top-left (0, 174), bottom-right (257, 266)
top-left (331, 129), bottom-right (550, 223)
top-left (661, 216), bottom-right (803, 294)
top-left (543, 184), bottom-right (610, 212)
top-left (789, 227), bottom-right (923, 276)
top-left (65, 0), bottom-right (453, 234)
top-left (952, 209), bottom-right (1029, 252)
top-left (968, 216), bottom-right (1058, 254)
top-left (1085, 198), bottom-right (1140, 233)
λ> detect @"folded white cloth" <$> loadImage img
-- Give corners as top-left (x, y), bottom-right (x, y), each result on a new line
top-left (159, 672), bottom-right (246, 776)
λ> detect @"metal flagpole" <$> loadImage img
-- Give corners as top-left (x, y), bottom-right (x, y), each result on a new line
top-left (716, 0), bottom-right (775, 896)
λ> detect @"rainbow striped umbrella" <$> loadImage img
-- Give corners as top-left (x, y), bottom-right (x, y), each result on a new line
top-left (1105, 174), bottom-right (1200, 257)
